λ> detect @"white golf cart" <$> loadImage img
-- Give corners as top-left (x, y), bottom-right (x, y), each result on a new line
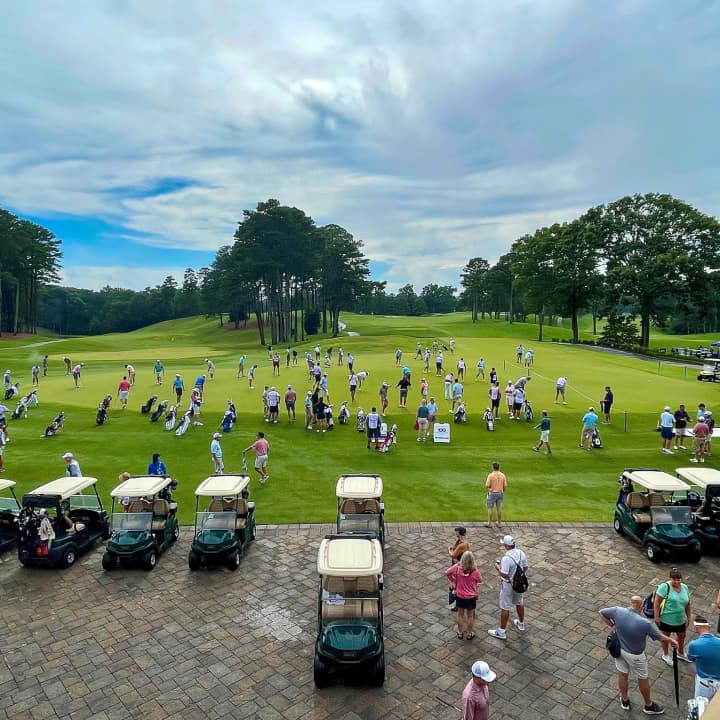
top-left (336, 474), bottom-right (384, 548)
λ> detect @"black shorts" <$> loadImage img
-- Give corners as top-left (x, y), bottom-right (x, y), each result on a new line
top-left (367, 426), bottom-right (380, 440)
top-left (659, 621), bottom-right (687, 634)
top-left (491, 398), bottom-right (500, 408)
top-left (269, 405), bottom-right (279, 414)
top-left (455, 597), bottom-right (477, 610)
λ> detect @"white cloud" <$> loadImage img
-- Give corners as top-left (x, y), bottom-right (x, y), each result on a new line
top-left (60, 265), bottom-right (190, 292)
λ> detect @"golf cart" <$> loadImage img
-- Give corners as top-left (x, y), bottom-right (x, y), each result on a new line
top-left (103, 475), bottom-right (179, 571)
top-left (188, 474), bottom-right (256, 570)
top-left (697, 358), bottom-right (720, 382)
top-left (0, 480), bottom-right (21, 553)
top-left (314, 534), bottom-right (385, 688)
top-left (18, 477), bottom-right (110, 568)
top-left (676, 466), bottom-right (720, 552)
top-left (614, 468), bottom-right (702, 563)
top-left (336, 474), bottom-right (384, 548)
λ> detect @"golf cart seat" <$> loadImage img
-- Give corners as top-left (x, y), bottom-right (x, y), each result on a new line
top-left (68, 521), bottom-right (86, 533)
top-left (128, 499), bottom-right (153, 514)
top-left (208, 497), bottom-right (249, 529)
top-left (627, 492), bottom-right (651, 523)
top-left (324, 575), bottom-right (380, 594)
top-left (151, 499), bottom-right (169, 531)
top-left (649, 492), bottom-right (666, 506)
top-left (322, 599), bottom-right (379, 622)
top-left (340, 499), bottom-right (382, 515)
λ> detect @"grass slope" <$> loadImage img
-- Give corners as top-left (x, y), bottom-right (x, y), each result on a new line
top-left (1, 313), bottom-right (717, 525)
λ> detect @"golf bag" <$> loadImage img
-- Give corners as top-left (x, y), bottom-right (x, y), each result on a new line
top-left (96, 395), bottom-right (112, 425)
top-left (221, 400), bottom-right (236, 433)
top-left (377, 423), bottom-right (398, 452)
top-left (325, 405), bottom-right (334, 430)
top-left (338, 401), bottom-right (351, 425)
top-left (483, 408), bottom-right (495, 431)
top-left (11, 396), bottom-right (29, 420)
top-left (44, 411), bottom-right (65, 437)
top-left (25, 390), bottom-right (38, 408)
top-left (164, 405), bottom-right (177, 431)
top-left (4, 383), bottom-right (20, 401)
top-left (151, 399), bottom-right (168, 422)
top-left (175, 409), bottom-right (192, 436)
top-left (356, 407), bottom-right (366, 432)
top-left (453, 403), bottom-right (467, 424)
top-left (524, 400), bottom-right (534, 422)
top-left (141, 395), bottom-right (158, 414)
top-left (591, 427), bottom-right (602, 448)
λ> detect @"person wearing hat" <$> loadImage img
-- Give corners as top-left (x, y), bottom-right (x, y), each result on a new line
top-left (658, 405), bottom-right (675, 454)
top-left (304, 390), bottom-right (313, 429)
top-left (210, 433), bottom-right (224, 475)
top-left (461, 660), bottom-right (496, 720)
top-left (378, 381), bottom-right (389, 414)
top-left (579, 406), bottom-right (599, 450)
top-left (704, 411), bottom-right (715, 456)
top-left (687, 614), bottom-right (720, 700)
top-left (172, 374), bottom-right (184, 406)
top-left (147, 453), bottom-right (168, 476)
top-left (284, 385), bottom-right (297, 422)
top-left (154, 360), bottom-right (164, 385)
top-left (447, 527), bottom-right (469, 610)
top-left (416, 398), bottom-right (430, 442)
top-left (62, 452), bottom-right (82, 477)
top-left (488, 535), bottom-right (528, 640)
top-left (691, 414), bottom-right (710, 463)
top-left (267, 386), bottom-right (281, 424)
top-left (243, 431), bottom-right (270, 484)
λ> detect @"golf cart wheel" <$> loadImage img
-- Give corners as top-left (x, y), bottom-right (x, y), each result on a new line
top-left (142, 549), bottom-right (158, 571)
top-left (645, 543), bottom-right (661, 563)
top-left (369, 655), bottom-right (385, 687)
top-left (102, 520), bottom-right (112, 540)
top-left (313, 656), bottom-right (329, 689)
top-left (61, 547), bottom-right (77, 568)
top-left (613, 515), bottom-right (623, 534)
top-left (188, 550), bottom-right (200, 571)
top-left (688, 547), bottom-right (702, 563)
top-left (226, 550), bottom-right (240, 571)
top-left (172, 521), bottom-right (180, 543)
top-left (102, 551), bottom-right (118, 571)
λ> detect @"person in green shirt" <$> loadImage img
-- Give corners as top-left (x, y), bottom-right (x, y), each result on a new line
top-left (654, 567), bottom-right (692, 665)
top-left (532, 410), bottom-right (552, 455)
top-left (154, 360), bottom-right (164, 385)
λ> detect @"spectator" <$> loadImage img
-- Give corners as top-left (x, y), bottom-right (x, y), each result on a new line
top-left (524, 349), bottom-right (533, 368)
top-left (267, 386), bottom-right (281, 424)
top-left (172, 374), bottom-right (184, 405)
top-left (304, 391), bottom-right (313, 429)
top-left (532, 411), bottom-right (552, 455)
top-left (457, 357), bottom-right (466, 380)
top-left (445, 551), bottom-right (482, 640)
top-left (378, 382), bottom-right (389, 414)
top-left (243, 431), bottom-right (270, 484)
top-left (420, 377), bottom-right (428, 400)
top-left (395, 348), bottom-right (402, 366)
top-left (195, 374), bottom-right (206, 399)
top-left (416, 399), bottom-right (430, 442)
top-left (488, 381), bottom-right (501, 419)
top-left (347, 353), bottom-right (354, 372)
top-left (415, 341), bottom-right (423, 359)
top-left (154, 360), bottom-right (164, 385)
top-left (674, 404), bottom-right (691, 451)
top-left (435, 352), bottom-right (444, 376)
top-left (210, 433), bottom-right (224, 474)
top-left (654, 567), bottom-right (692, 665)
top-left (447, 526), bottom-right (469, 609)
top-left (512, 384), bottom-right (524, 420)
top-left (337, 347), bottom-right (343, 366)
top-left (397, 375), bottom-right (411, 408)
top-left (687, 615), bottom-right (720, 701)
top-left (485, 462), bottom-right (507, 528)
top-left (599, 595), bottom-right (676, 714)
top-left (427, 396), bottom-right (438, 425)
top-left (504, 381), bottom-right (515, 417)
top-left (443, 372), bottom-right (454, 401)
top-left (461, 660), bottom-right (496, 720)
top-left (117, 375), bottom-right (131, 409)
top-left (475, 358), bottom-right (485, 382)
top-left (691, 415), bottom-right (710, 463)
top-left (452, 379), bottom-right (464, 411)
top-left (272, 352), bottom-right (280, 376)
top-left (284, 385), bottom-right (296, 421)
top-left (489, 367), bottom-right (497, 385)
top-left (516, 344), bottom-right (524, 363)
top-left (601, 385), bottom-right (614, 423)
top-left (658, 405), bottom-right (675, 455)
top-left (366, 407), bottom-right (381, 449)
top-left (0, 424), bottom-right (6, 473)
top-left (580, 407), bottom-right (599, 450)
top-left (705, 411), bottom-right (715, 456)
top-left (555, 376), bottom-right (568, 404)
top-left (147, 453), bottom-right (168, 476)
top-left (488, 535), bottom-right (528, 639)
top-left (286, 347), bottom-right (291, 368)
top-left (423, 348), bottom-right (430, 373)
top-left (62, 452), bottom-right (82, 477)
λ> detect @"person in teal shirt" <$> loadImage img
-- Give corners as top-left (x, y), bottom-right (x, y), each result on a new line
top-left (654, 568), bottom-right (691, 665)
top-left (532, 411), bottom-right (552, 455)
top-left (154, 360), bottom-right (164, 385)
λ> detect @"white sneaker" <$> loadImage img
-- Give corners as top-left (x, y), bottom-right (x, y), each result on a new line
top-left (487, 628), bottom-right (507, 639)
top-left (513, 619), bottom-right (526, 631)
top-left (661, 653), bottom-right (673, 667)
top-left (690, 458), bottom-right (699, 463)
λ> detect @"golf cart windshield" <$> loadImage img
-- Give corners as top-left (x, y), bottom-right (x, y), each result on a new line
top-left (337, 514), bottom-right (382, 536)
top-left (195, 511), bottom-right (236, 532)
top-left (321, 594), bottom-right (380, 626)
top-left (651, 506), bottom-right (692, 525)
top-left (112, 512), bottom-right (152, 533)
top-left (68, 494), bottom-right (101, 510)
top-left (0, 497), bottom-right (19, 513)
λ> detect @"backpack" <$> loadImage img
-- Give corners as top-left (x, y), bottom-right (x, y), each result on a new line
top-left (509, 553), bottom-right (529, 594)
top-left (642, 582), bottom-right (668, 618)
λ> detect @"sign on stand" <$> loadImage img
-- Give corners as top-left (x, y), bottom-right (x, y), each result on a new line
top-left (433, 423), bottom-right (451, 444)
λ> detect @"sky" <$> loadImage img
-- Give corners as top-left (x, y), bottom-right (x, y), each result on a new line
top-left (1, 1), bottom-right (719, 292)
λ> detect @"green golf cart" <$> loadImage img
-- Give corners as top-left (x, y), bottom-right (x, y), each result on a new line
top-left (188, 474), bottom-right (256, 571)
top-left (336, 474), bottom-right (384, 548)
top-left (614, 468), bottom-right (702, 563)
top-left (676, 466), bottom-right (720, 552)
top-left (0, 480), bottom-right (21, 553)
top-left (314, 534), bottom-right (385, 688)
top-left (103, 475), bottom-right (179, 571)
top-left (18, 476), bottom-right (110, 568)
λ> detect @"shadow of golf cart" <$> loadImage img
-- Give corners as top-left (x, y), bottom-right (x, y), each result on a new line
top-left (188, 474), bottom-right (256, 570)
top-left (18, 477), bottom-right (110, 568)
top-left (103, 475), bottom-right (179, 571)
top-left (0, 480), bottom-right (21, 553)
top-left (314, 534), bottom-right (385, 688)
top-left (336, 474), bottom-right (384, 548)
top-left (614, 468), bottom-right (702, 563)
top-left (675, 466), bottom-right (720, 552)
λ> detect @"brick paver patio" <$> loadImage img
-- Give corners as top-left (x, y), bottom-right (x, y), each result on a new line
top-left (1, 522), bottom-right (718, 719)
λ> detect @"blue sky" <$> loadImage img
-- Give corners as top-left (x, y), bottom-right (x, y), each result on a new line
top-left (1, 1), bottom-right (719, 292)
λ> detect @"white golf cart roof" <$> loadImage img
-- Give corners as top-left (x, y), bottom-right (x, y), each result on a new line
top-left (317, 537), bottom-right (383, 577)
top-left (0, 479), bottom-right (17, 492)
top-left (623, 469), bottom-right (688, 492)
top-left (336, 474), bottom-right (383, 499)
top-left (26, 477), bottom-right (100, 500)
top-left (676, 467), bottom-right (720, 489)
top-left (110, 475), bottom-right (173, 498)
top-left (195, 474), bottom-right (250, 497)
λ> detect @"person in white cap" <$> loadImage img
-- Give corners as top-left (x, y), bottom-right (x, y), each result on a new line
top-left (687, 614), bottom-right (720, 700)
top-left (461, 659), bottom-right (496, 720)
top-left (210, 433), bottom-right (223, 474)
top-left (267, 386), bottom-right (280, 424)
top-left (62, 452), bottom-right (82, 477)
top-left (488, 535), bottom-right (528, 640)
top-left (658, 405), bottom-right (675, 454)
top-left (579, 406), bottom-right (599, 450)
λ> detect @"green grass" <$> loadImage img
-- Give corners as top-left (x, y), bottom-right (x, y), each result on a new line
top-left (1, 313), bottom-right (717, 525)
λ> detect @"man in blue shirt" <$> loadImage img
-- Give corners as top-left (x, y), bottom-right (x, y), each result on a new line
top-left (687, 615), bottom-right (720, 700)
top-left (580, 407), bottom-right (599, 450)
top-left (658, 405), bottom-right (675, 455)
top-left (147, 453), bottom-right (168, 476)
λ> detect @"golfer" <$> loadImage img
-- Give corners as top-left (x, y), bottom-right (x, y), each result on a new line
top-left (243, 431), bottom-right (270, 484)
top-left (210, 432), bottom-right (224, 474)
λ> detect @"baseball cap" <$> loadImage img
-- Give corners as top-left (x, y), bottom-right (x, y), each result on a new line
top-left (288, 385), bottom-right (292, 389)
top-left (213, 432), bottom-right (222, 439)
top-left (62, 452), bottom-right (73, 459)
top-left (694, 615), bottom-right (710, 626)
top-left (471, 661), bottom-right (496, 682)
top-left (664, 405), bottom-right (671, 411)
top-left (588, 406), bottom-right (594, 411)
top-left (454, 526), bottom-right (466, 535)
top-left (499, 535), bottom-right (515, 547)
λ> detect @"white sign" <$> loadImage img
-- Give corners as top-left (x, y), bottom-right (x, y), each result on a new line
top-left (433, 423), bottom-right (451, 444)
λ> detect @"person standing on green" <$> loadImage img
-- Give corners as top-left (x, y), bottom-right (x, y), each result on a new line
top-left (532, 411), bottom-right (552, 455)
top-left (154, 360), bottom-right (164, 385)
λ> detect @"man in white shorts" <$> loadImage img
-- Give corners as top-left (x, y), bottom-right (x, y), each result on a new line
top-left (599, 595), bottom-right (677, 714)
top-left (488, 535), bottom-right (527, 640)
top-left (243, 431), bottom-right (270, 484)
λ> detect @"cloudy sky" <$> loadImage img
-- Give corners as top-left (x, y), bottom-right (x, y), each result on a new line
top-left (1, 1), bottom-right (718, 292)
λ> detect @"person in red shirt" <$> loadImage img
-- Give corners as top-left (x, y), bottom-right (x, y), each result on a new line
top-left (117, 376), bottom-right (131, 409)
top-left (461, 660), bottom-right (496, 720)
top-left (691, 416), bottom-right (710, 463)
top-left (243, 431), bottom-right (270, 484)
top-left (445, 551), bottom-right (482, 640)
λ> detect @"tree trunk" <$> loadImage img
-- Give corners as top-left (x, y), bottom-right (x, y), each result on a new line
top-left (13, 282), bottom-right (20, 334)
top-left (537, 308), bottom-right (544, 342)
top-left (571, 311), bottom-right (579, 344)
top-left (641, 313), bottom-right (650, 348)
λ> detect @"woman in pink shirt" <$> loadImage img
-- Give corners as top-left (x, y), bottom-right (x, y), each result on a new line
top-left (445, 551), bottom-right (482, 640)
